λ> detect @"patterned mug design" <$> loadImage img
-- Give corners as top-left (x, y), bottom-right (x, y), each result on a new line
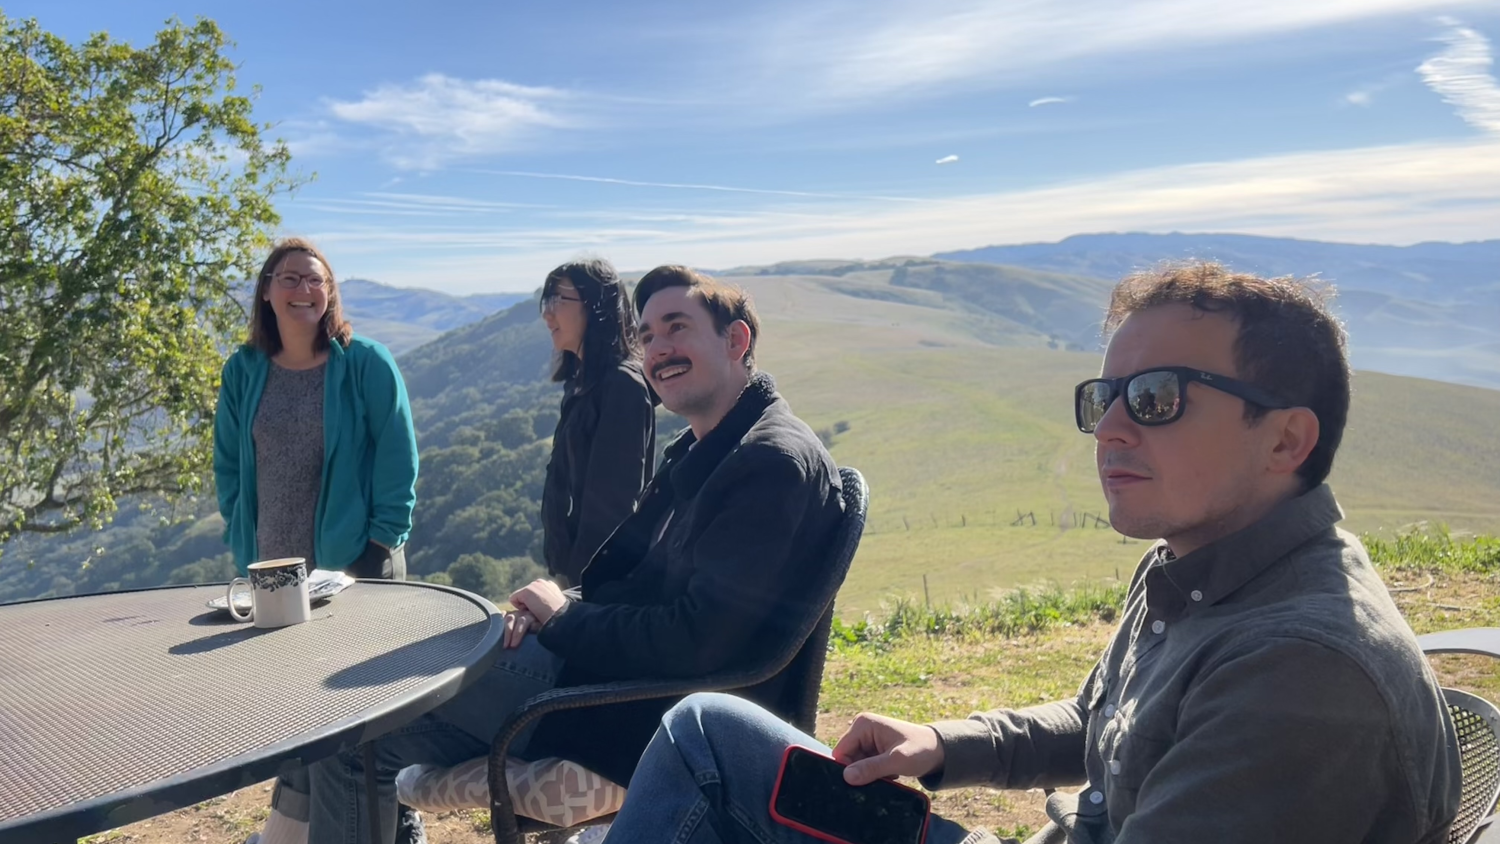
top-left (250, 563), bottom-right (307, 593)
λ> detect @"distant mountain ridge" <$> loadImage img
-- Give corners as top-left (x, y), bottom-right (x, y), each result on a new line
top-left (935, 233), bottom-right (1500, 299)
top-left (933, 233), bottom-right (1500, 390)
top-left (338, 279), bottom-right (528, 355)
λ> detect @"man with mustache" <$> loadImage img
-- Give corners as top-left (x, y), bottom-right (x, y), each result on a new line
top-left (308, 265), bottom-right (845, 844)
top-left (599, 263), bottom-right (1461, 844)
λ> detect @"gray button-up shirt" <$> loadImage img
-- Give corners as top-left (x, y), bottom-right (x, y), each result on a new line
top-left (925, 485), bottom-right (1461, 844)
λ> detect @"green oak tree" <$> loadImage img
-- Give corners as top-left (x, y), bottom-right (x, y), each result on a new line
top-left (0, 15), bottom-right (302, 545)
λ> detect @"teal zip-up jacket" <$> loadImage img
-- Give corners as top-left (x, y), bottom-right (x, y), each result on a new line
top-left (213, 335), bottom-right (419, 574)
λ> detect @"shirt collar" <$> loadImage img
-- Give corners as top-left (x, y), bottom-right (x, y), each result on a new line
top-left (660, 372), bottom-right (778, 501)
top-left (1144, 483), bottom-right (1344, 620)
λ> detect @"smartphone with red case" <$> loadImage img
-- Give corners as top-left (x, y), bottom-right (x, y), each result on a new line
top-left (769, 745), bottom-right (930, 844)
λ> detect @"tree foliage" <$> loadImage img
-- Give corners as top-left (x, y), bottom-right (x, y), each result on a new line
top-left (0, 15), bottom-right (300, 544)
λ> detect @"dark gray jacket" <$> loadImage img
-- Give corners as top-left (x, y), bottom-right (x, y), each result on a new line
top-left (929, 485), bottom-right (1461, 844)
top-left (540, 361), bottom-right (656, 586)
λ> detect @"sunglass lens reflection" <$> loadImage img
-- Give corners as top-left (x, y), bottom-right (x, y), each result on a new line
top-left (1079, 382), bottom-right (1112, 432)
top-left (1127, 371), bottom-right (1181, 424)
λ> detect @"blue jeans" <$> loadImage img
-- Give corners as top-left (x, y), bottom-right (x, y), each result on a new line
top-left (307, 636), bottom-right (561, 844)
top-left (607, 693), bottom-right (973, 844)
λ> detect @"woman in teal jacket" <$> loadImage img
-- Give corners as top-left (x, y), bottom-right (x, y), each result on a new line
top-left (214, 237), bottom-right (418, 578)
top-left (214, 237), bottom-right (420, 844)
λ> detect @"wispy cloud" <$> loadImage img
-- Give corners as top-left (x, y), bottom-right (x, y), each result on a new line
top-left (1029, 97), bottom-right (1072, 107)
top-left (473, 170), bottom-right (930, 203)
top-left (295, 192), bottom-right (548, 218)
top-left (742, 0), bottom-right (1488, 108)
top-left (1418, 20), bottom-right (1500, 134)
top-left (325, 74), bottom-right (580, 169)
top-left (935, 154), bottom-right (959, 165)
top-left (313, 138), bottom-right (1500, 291)
top-left (1341, 71), bottom-right (1412, 107)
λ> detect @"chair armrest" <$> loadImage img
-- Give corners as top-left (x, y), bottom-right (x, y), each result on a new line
top-left (1419, 628), bottom-right (1500, 659)
top-left (1476, 813), bottom-right (1500, 844)
top-left (490, 667), bottom-right (776, 763)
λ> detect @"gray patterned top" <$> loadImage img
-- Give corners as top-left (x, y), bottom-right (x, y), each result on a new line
top-left (253, 361), bottom-right (325, 568)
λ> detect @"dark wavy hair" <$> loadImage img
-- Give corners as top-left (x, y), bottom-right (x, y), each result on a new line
top-left (541, 258), bottom-right (641, 385)
top-left (248, 237), bottom-right (353, 355)
top-left (1104, 261), bottom-right (1350, 488)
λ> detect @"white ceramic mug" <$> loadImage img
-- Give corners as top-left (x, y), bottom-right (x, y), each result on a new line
top-left (227, 557), bottom-right (312, 628)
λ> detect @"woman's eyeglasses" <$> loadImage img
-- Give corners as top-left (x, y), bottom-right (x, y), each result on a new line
top-left (539, 293), bottom-right (582, 313)
top-left (1074, 367), bottom-right (1291, 433)
top-left (270, 272), bottom-right (328, 290)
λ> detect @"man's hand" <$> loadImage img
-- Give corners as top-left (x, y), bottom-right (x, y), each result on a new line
top-left (831, 712), bottom-right (946, 786)
top-left (501, 610), bottom-right (536, 649)
top-left (509, 579), bottom-right (569, 625)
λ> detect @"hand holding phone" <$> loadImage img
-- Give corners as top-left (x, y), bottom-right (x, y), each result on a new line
top-left (833, 713), bottom-right (947, 785)
top-left (770, 745), bottom-right (931, 844)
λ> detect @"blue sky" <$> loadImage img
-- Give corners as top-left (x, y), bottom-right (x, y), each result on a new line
top-left (17, 0), bottom-right (1500, 292)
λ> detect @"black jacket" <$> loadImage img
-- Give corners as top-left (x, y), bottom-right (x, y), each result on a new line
top-left (528, 372), bottom-right (844, 785)
top-left (540, 361), bottom-right (656, 586)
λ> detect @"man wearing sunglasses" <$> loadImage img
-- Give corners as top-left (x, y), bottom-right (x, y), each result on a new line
top-left (597, 262), bottom-right (1460, 844)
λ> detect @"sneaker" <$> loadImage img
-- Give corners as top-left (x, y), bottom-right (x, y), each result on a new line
top-left (244, 835), bottom-right (261, 844)
top-left (564, 823), bottom-right (610, 844)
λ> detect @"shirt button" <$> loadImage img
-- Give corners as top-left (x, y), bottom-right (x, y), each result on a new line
top-left (1152, 619), bottom-right (1166, 634)
top-left (1104, 703), bottom-right (1117, 718)
top-left (1190, 590), bottom-right (1203, 602)
top-left (1090, 790), bottom-right (1105, 804)
top-left (1109, 759), bottom-right (1121, 775)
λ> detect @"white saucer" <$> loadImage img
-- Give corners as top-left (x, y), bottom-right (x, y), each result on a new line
top-left (206, 569), bottom-right (354, 612)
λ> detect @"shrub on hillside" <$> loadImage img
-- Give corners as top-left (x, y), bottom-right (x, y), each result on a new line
top-left (447, 553), bottom-right (546, 604)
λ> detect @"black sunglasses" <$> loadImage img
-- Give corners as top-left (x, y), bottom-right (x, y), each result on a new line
top-left (1075, 367), bottom-right (1291, 433)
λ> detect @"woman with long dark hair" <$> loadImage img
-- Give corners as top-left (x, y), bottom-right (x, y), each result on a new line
top-left (539, 258), bottom-right (656, 587)
top-left (214, 237), bottom-right (420, 844)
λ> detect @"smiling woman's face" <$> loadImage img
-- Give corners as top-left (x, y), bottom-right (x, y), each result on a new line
top-left (264, 251), bottom-right (330, 337)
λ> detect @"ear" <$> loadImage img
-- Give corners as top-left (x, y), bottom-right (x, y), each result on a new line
top-left (725, 319), bottom-right (752, 364)
top-left (1266, 407), bottom-right (1320, 477)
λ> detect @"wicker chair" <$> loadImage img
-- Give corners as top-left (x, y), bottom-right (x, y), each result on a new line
top-left (1418, 629), bottom-right (1500, 844)
top-left (486, 466), bottom-right (870, 844)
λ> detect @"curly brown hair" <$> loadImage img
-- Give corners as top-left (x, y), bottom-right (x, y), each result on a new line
top-left (1104, 261), bottom-right (1350, 488)
top-left (247, 237), bottom-right (353, 355)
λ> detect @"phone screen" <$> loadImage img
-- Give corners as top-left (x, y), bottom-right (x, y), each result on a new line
top-left (771, 746), bottom-right (929, 844)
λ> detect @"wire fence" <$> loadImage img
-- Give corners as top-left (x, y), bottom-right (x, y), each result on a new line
top-left (863, 507), bottom-right (1124, 537)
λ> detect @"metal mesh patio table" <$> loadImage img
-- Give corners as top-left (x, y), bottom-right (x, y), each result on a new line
top-left (0, 580), bottom-right (504, 843)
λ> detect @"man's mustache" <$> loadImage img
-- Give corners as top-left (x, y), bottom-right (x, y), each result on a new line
top-left (650, 357), bottom-right (692, 379)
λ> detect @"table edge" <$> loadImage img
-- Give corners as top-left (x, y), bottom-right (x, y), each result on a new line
top-left (0, 580), bottom-right (505, 843)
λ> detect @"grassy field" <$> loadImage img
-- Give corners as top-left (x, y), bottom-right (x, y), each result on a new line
top-left (722, 271), bottom-right (1500, 615)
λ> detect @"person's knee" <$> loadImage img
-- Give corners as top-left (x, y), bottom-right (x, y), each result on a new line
top-left (667, 692), bottom-right (742, 728)
top-left (666, 692), bottom-right (780, 745)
